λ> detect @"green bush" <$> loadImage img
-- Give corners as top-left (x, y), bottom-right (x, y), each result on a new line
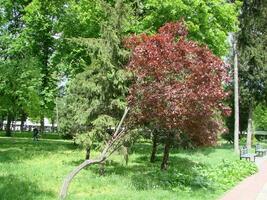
top-left (131, 159), bottom-right (256, 193)
top-left (205, 160), bottom-right (257, 190)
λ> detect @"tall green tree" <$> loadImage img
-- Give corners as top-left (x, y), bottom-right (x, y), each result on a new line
top-left (59, 0), bottom-right (131, 156)
top-left (238, 0), bottom-right (267, 148)
top-left (0, 59), bottom-right (42, 135)
top-left (23, 0), bottom-right (65, 132)
top-left (0, 0), bottom-right (41, 136)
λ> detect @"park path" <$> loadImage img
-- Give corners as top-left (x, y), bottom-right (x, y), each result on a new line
top-left (219, 155), bottom-right (267, 200)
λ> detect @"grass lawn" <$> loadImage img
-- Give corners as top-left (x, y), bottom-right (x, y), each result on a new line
top-left (0, 133), bottom-right (257, 200)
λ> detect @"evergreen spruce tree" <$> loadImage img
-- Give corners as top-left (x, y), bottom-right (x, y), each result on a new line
top-left (60, 0), bottom-right (131, 157)
top-left (238, 0), bottom-right (267, 148)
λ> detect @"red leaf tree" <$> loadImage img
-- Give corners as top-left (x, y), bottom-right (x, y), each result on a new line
top-left (125, 20), bottom-right (231, 170)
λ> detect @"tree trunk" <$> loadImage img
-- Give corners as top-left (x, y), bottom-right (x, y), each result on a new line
top-left (161, 134), bottom-right (172, 170)
top-left (0, 116), bottom-right (3, 131)
top-left (99, 162), bottom-right (105, 176)
top-left (56, 97), bottom-right (59, 132)
top-left (124, 147), bottom-right (129, 165)
top-left (233, 39), bottom-right (240, 153)
top-left (5, 114), bottom-right (12, 137)
top-left (51, 118), bottom-right (55, 132)
top-left (246, 102), bottom-right (253, 149)
top-left (150, 131), bottom-right (158, 163)
top-left (40, 117), bottom-right (44, 133)
top-left (85, 146), bottom-right (91, 160)
top-left (20, 113), bottom-right (27, 132)
top-left (59, 107), bottom-right (130, 199)
top-left (59, 159), bottom-right (104, 200)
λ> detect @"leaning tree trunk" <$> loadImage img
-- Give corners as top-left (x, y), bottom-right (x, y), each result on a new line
top-left (5, 114), bottom-right (12, 137)
top-left (233, 39), bottom-right (240, 153)
top-left (59, 107), bottom-right (130, 199)
top-left (150, 131), bottom-right (158, 163)
top-left (60, 159), bottom-right (104, 199)
top-left (161, 134), bottom-right (172, 170)
top-left (246, 102), bottom-right (253, 149)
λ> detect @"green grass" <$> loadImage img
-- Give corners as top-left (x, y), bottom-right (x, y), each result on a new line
top-left (0, 131), bottom-right (61, 140)
top-left (0, 135), bottom-right (257, 200)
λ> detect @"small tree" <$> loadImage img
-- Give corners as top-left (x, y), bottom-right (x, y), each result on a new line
top-left (125, 20), bottom-right (231, 170)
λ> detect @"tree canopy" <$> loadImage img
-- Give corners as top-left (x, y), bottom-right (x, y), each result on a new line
top-left (125, 20), bottom-right (231, 169)
top-left (132, 0), bottom-right (241, 56)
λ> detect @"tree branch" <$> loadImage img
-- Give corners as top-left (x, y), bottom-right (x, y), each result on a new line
top-left (59, 107), bottom-right (130, 199)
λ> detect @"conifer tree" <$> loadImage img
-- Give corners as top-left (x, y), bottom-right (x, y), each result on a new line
top-left (60, 0), bottom-right (131, 157)
top-left (59, 2), bottom-right (133, 197)
top-left (238, 0), bottom-right (267, 148)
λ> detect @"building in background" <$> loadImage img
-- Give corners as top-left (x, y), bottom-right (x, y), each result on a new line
top-left (1, 118), bottom-right (57, 132)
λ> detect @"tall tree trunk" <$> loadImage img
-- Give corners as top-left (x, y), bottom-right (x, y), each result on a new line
top-left (20, 113), bottom-right (27, 132)
top-left (233, 39), bottom-right (240, 153)
top-left (246, 102), bottom-right (253, 149)
top-left (85, 146), bottom-right (91, 160)
top-left (5, 114), bottom-right (12, 137)
top-left (40, 117), bottom-right (44, 133)
top-left (161, 134), bottom-right (172, 170)
top-left (51, 118), bottom-right (55, 132)
top-left (0, 116), bottom-right (3, 131)
top-left (56, 97), bottom-right (59, 132)
top-left (150, 131), bottom-right (158, 163)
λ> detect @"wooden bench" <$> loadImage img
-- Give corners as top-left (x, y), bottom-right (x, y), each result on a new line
top-left (240, 146), bottom-right (256, 162)
top-left (255, 144), bottom-right (267, 156)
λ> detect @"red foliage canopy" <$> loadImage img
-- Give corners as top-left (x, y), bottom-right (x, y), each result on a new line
top-left (125, 20), bottom-right (231, 146)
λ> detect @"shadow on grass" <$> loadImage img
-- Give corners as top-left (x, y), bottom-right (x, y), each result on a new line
top-left (0, 137), bottom-right (78, 163)
top-left (131, 142), bottom-right (231, 159)
top-left (131, 156), bottom-right (210, 190)
top-left (0, 175), bottom-right (54, 200)
top-left (73, 153), bottom-right (215, 193)
top-left (131, 142), bottom-right (154, 154)
top-left (65, 142), bottom-right (217, 192)
top-left (170, 143), bottom-right (233, 156)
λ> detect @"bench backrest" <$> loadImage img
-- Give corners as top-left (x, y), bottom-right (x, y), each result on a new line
top-left (240, 146), bottom-right (248, 156)
top-left (255, 144), bottom-right (261, 151)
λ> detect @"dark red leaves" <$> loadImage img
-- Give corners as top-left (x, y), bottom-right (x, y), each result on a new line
top-left (125, 20), bottom-right (230, 146)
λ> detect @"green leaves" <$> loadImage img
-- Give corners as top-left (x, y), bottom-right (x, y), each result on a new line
top-left (238, 1), bottom-right (267, 106)
top-left (0, 58), bottom-right (42, 117)
top-left (254, 104), bottom-right (267, 131)
top-left (59, 0), bottom-right (131, 150)
top-left (132, 0), bottom-right (240, 56)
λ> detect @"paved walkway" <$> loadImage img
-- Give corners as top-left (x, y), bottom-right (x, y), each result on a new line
top-left (220, 156), bottom-right (267, 200)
